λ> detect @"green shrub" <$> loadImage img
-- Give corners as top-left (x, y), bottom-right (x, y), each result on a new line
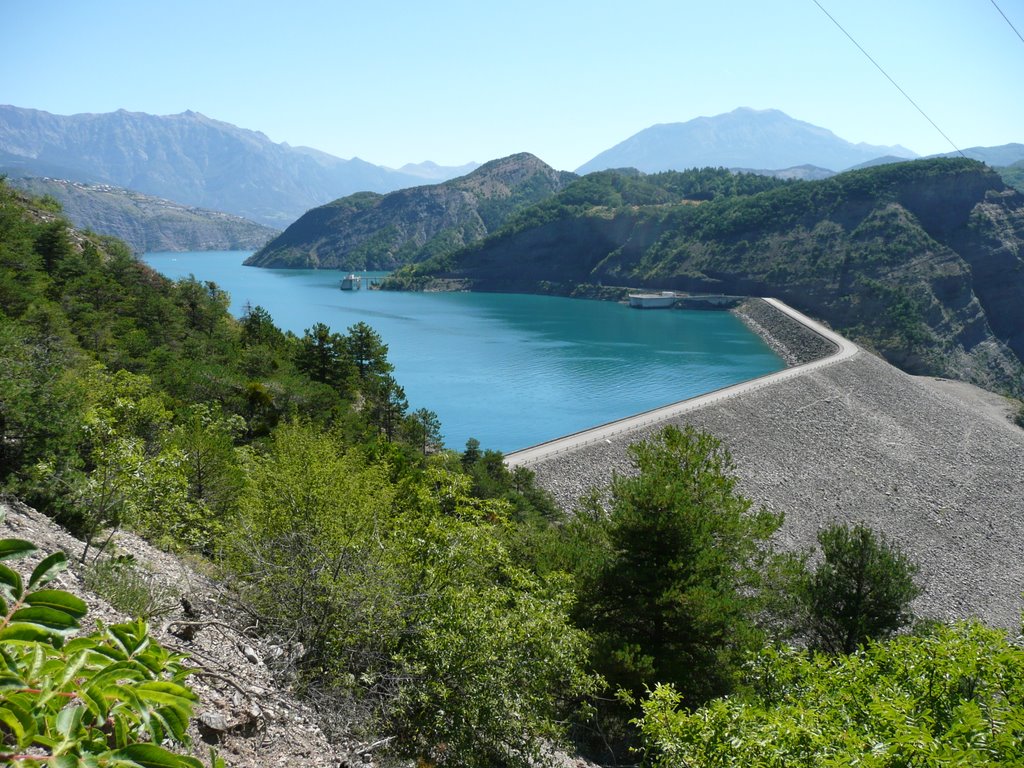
top-left (636, 622), bottom-right (1024, 767)
top-left (803, 522), bottom-right (920, 654)
top-left (225, 423), bottom-right (596, 767)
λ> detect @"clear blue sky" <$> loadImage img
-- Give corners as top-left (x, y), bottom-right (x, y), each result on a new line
top-left (3, 0), bottom-right (1022, 171)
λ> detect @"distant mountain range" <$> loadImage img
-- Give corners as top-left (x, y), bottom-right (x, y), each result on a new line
top-left (3, 104), bottom-right (1020, 255)
top-left (933, 143), bottom-right (1024, 167)
top-left (245, 153), bottom-right (574, 270)
top-left (576, 108), bottom-right (918, 174)
top-left (397, 160), bottom-right (481, 180)
top-left (0, 106), bottom-right (474, 228)
top-left (9, 177), bottom-right (278, 254)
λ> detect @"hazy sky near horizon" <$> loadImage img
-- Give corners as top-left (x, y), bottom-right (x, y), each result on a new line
top-left (4, 0), bottom-right (1022, 171)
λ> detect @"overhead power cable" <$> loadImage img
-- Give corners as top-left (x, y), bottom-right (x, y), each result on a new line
top-left (989, 0), bottom-right (1024, 46)
top-left (811, 0), bottom-right (966, 158)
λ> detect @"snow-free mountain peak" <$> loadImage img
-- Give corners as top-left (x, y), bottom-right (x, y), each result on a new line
top-left (576, 107), bottom-right (918, 174)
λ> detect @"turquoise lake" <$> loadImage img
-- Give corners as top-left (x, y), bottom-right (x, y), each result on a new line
top-left (141, 251), bottom-right (785, 452)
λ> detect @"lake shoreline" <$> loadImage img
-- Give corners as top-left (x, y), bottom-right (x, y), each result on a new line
top-left (378, 276), bottom-right (836, 367)
top-left (386, 277), bottom-right (836, 369)
top-left (142, 251), bottom-right (787, 451)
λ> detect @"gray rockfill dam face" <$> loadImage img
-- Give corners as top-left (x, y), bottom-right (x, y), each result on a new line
top-left (512, 298), bottom-right (1024, 631)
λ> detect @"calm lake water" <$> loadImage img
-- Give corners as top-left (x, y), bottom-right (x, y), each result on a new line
top-left (141, 251), bottom-right (784, 452)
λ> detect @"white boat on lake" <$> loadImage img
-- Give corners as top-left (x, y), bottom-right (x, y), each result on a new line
top-left (629, 291), bottom-right (677, 309)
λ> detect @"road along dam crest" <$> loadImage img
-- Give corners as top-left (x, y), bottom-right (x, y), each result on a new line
top-left (506, 298), bottom-right (856, 469)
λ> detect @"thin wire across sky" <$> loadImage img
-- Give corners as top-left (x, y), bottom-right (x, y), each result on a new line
top-left (990, 0), bottom-right (1024, 46)
top-left (811, 0), bottom-right (966, 157)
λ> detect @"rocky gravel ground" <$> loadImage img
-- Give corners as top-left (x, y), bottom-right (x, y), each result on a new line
top-left (732, 297), bottom-right (838, 366)
top-left (0, 499), bottom-right (370, 768)
top-left (529, 350), bottom-right (1024, 631)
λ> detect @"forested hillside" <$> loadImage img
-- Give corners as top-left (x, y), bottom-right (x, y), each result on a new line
top-left (245, 153), bottom-right (575, 270)
top-left (387, 159), bottom-right (1024, 396)
top-left (1000, 159), bottom-right (1024, 192)
top-left (0, 177), bottom-right (595, 764)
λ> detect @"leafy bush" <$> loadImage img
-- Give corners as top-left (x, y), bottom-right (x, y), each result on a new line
top-left (0, 518), bottom-right (213, 767)
top-left (636, 622), bottom-right (1024, 767)
top-left (225, 423), bottom-right (595, 767)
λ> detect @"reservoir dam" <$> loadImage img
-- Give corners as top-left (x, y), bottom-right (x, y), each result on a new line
top-left (508, 298), bottom-right (1024, 631)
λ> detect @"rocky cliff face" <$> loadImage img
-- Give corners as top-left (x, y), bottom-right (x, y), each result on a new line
top-left (952, 189), bottom-right (1024, 361)
top-left (245, 153), bottom-right (575, 270)
top-left (418, 160), bottom-right (1024, 396)
top-left (10, 177), bottom-right (278, 253)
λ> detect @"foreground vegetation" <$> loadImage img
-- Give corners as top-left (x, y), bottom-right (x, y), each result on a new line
top-left (3, 178), bottom-right (1022, 766)
top-left (638, 622), bottom-right (1024, 767)
top-left (0, 517), bottom-right (216, 767)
